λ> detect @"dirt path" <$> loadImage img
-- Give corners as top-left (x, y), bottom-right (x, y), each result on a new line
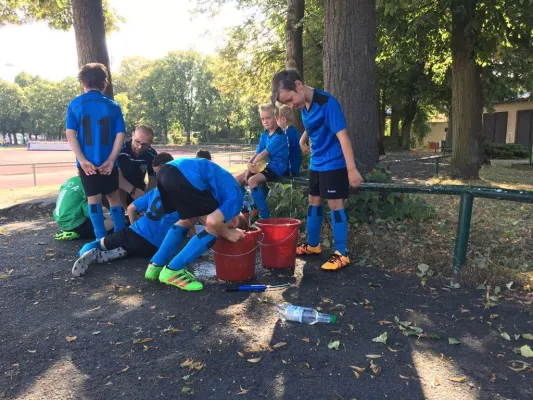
top-left (0, 208), bottom-right (532, 400)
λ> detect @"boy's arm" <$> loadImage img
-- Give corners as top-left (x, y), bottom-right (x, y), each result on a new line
top-left (99, 132), bottom-right (126, 175)
top-left (299, 131), bottom-right (311, 154)
top-left (127, 203), bottom-right (139, 225)
top-left (336, 129), bottom-right (363, 188)
top-left (66, 129), bottom-right (97, 175)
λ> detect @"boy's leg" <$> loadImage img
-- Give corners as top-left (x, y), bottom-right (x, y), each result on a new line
top-left (321, 168), bottom-right (350, 271)
top-left (249, 172), bottom-right (270, 218)
top-left (87, 194), bottom-right (107, 240)
top-left (158, 224), bottom-right (217, 291)
top-left (106, 189), bottom-right (126, 232)
top-left (297, 171), bottom-right (322, 256)
top-left (72, 237), bottom-right (105, 276)
top-left (148, 219), bottom-right (196, 271)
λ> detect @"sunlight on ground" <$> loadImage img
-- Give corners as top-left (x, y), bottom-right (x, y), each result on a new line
top-left (17, 356), bottom-right (89, 400)
top-left (0, 221), bottom-right (51, 233)
top-left (411, 346), bottom-right (479, 399)
top-left (0, 185), bottom-right (59, 209)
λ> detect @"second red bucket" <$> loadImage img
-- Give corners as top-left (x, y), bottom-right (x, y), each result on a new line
top-left (255, 218), bottom-right (302, 269)
top-left (213, 227), bottom-right (262, 281)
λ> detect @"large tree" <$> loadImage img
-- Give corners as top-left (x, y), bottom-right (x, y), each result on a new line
top-left (0, 80), bottom-right (28, 144)
top-left (324, 0), bottom-right (379, 174)
top-left (71, 0), bottom-right (114, 98)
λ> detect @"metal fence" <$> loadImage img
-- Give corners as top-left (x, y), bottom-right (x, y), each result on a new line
top-left (0, 150), bottom-right (255, 189)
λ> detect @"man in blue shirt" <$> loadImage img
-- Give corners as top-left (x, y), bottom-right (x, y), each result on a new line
top-left (65, 63), bottom-right (127, 241)
top-left (277, 105), bottom-right (302, 175)
top-left (118, 125), bottom-right (158, 207)
top-left (272, 69), bottom-right (363, 271)
top-left (145, 158), bottom-right (248, 291)
top-left (72, 153), bottom-right (177, 276)
top-left (235, 103), bottom-right (288, 218)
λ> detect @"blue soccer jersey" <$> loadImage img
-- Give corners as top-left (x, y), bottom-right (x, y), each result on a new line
top-left (131, 188), bottom-right (180, 247)
top-left (301, 89), bottom-right (347, 171)
top-left (169, 158), bottom-right (243, 222)
top-left (66, 90), bottom-right (126, 167)
top-left (285, 125), bottom-right (302, 174)
top-left (256, 127), bottom-right (289, 176)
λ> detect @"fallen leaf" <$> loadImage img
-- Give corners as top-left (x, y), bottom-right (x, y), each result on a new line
top-left (27, 350), bottom-right (36, 353)
top-left (508, 361), bottom-right (531, 372)
top-left (348, 324), bottom-right (354, 331)
top-left (65, 336), bottom-right (77, 342)
top-left (87, 306), bottom-right (101, 312)
top-left (500, 332), bottom-right (511, 341)
top-left (448, 337), bottom-right (461, 345)
top-left (237, 351), bottom-right (245, 358)
top-left (490, 374), bottom-right (497, 382)
top-left (120, 366), bottom-right (129, 373)
top-left (106, 321), bottom-right (114, 326)
top-left (272, 342), bottom-right (287, 349)
top-left (490, 314), bottom-right (499, 320)
top-left (352, 370), bottom-right (361, 379)
top-left (281, 359), bottom-right (290, 364)
top-left (166, 315), bottom-right (176, 320)
top-left (366, 354), bottom-right (382, 359)
top-left (522, 334), bottom-right (533, 340)
top-left (370, 360), bottom-right (382, 376)
top-left (399, 374), bottom-right (409, 380)
top-left (378, 320), bottom-right (393, 326)
top-left (164, 328), bottom-right (183, 335)
top-left (191, 324), bottom-right (202, 332)
top-left (143, 345), bottom-right (150, 352)
top-left (133, 337), bottom-right (153, 344)
top-left (520, 345), bottom-right (533, 358)
top-left (449, 376), bottom-right (467, 383)
top-left (351, 366), bottom-right (366, 373)
top-left (417, 264), bottom-right (430, 273)
top-left (506, 281), bottom-right (514, 290)
top-left (301, 338), bottom-right (310, 343)
top-left (247, 357), bottom-right (262, 363)
top-left (92, 331), bottom-right (101, 335)
top-left (180, 359), bottom-right (205, 370)
top-left (387, 347), bottom-right (400, 353)
top-left (431, 377), bottom-right (441, 387)
top-left (150, 305), bottom-right (156, 310)
top-left (327, 340), bottom-right (340, 350)
top-left (180, 387), bottom-right (194, 395)
top-left (237, 386), bottom-right (249, 395)
top-left (372, 332), bottom-right (388, 344)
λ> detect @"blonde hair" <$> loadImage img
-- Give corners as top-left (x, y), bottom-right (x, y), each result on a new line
top-left (258, 103), bottom-right (277, 116)
top-left (277, 105), bottom-right (293, 124)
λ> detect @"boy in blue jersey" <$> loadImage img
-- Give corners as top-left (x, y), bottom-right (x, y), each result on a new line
top-left (145, 157), bottom-right (248, 291)
top-left (65, 63), bottom-right (127, 242)
top-left (272, 69), bottom-right (363, 271)
top-left (277, 105), bottom-right (302, 175)
top-left (72, 153), bottom-right (177, 276)
top-left (235, 103), bottom-right (288, 218)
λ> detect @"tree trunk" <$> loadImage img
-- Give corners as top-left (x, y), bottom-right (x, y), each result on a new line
top-left (71, 0), bottom-right (114, 98)
top-left (377, 91), bottom-right (385, 155)
top-left (324, 0), bottom-right (378, 175)
top-left (286, 0), bottom-right (305, 133)
top-left (11, 133), bottom-right (18, 145)
top-left (474, 66), bottom-right (488, 164)
top-left (449, 0), bottom-right (481, 179)
top-left (401, 119), bottom-right (412, 150)
top-left (445, 105), bottom-right (453, 151)
top-left (390, 107), bottom-right (400, 147)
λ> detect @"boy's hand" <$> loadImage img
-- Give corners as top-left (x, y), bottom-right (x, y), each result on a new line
top-left (80, 160), bottom-right (97, 175)
top-left (224, 228), bottom-right (245, 243)
top-left (300, 143), bottom-right (311, 155)
top-left (98, 159), bottom-right (114, 175)
top-left (348, 167), bottom-right (363, 188)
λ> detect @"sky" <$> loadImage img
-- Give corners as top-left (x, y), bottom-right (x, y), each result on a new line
top-left (0, 0), bottom-right (244, 82)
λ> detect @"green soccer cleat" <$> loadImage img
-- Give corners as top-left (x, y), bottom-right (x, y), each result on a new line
top-left (158, 267), bottom-right (204, 291)
top-left (144, 262), bottom-right (163, 281)
top-left (55, 231), bottom-right (80, 241)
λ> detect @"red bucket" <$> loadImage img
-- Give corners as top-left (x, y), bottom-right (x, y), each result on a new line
top-left (213, 227), bottom-right (262, 281)
top-left (255, 218), bottom-right (302, 269)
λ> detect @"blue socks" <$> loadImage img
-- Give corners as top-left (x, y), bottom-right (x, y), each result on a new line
top-left (251, 186), bottom-right (270, 218)
top-left (307, 205), bottom-right (323, 247)
top-left (89, 203), bottom-right (106, 240)
top-left (331, 209), bottom-right (348, 256)
top-left (78, 240), bottom-right (102, 257)
top-left (110, 206), bottom-right (125, 232)
top-left (151, 224), bottom-right (189, 267)
top-left (168, 230), bottom-right (217, 271)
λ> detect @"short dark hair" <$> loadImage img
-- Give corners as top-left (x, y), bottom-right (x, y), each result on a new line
top-left (78, 63), bottom-right (109, 91)
top-left (196, 149), bottom-right (212, 160)
top-left (271, 68), bottom-right (303, 105)
top-left (152, 152), bottom-right (174, 168)
top-left (136, 124), bottom-right (155, 137)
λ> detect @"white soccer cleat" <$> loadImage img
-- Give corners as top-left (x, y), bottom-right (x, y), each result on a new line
top-left (97, 247), bottom-right (127, 263)
top-left (72, 248), bottom-right (100, 277)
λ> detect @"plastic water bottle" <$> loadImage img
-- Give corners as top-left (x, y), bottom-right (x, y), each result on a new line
top-left (277, 304), bottom-right (337, 325)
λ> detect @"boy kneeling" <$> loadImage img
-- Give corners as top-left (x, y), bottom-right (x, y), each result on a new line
top-left (72, 153), bottom-right (176, 276)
